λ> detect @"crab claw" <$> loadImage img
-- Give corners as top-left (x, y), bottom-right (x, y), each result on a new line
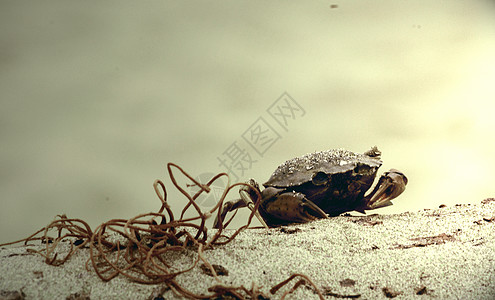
top-left (260, 190), bottom-right (328, 226)
top-left (360, 169), bottom-right (408, 211)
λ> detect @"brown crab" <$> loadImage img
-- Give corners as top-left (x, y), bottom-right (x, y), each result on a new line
top-left (214, 147), bottom-right (407, 228)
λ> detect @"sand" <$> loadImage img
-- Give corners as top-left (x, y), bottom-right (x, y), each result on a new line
top-left (1, 199), bottom-right (494, 299)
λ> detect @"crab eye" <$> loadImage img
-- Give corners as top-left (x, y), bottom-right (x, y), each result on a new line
top-left (312, 171), bottom-right (328, 185)
top-left (354, 163), bottom-right (371, 175)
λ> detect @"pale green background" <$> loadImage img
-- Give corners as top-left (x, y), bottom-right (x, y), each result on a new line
top-left (1, 1), bottom-right (494, 243)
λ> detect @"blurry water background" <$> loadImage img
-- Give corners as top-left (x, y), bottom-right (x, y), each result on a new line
top-left (1, 1), bottom-right (494, 243)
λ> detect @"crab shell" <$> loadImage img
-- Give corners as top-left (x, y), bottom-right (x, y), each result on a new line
top-left (262, 148), bottom-right (383, 217)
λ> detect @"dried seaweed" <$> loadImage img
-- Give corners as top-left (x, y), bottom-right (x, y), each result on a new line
top-left (200, 263), bottom-right (229, 277)
top-left (0, 163), bottom-right (323, 299)
top-left (382, 287), bottom-right (402, 298)
top-left (393, 233), bottom-right (456, 249)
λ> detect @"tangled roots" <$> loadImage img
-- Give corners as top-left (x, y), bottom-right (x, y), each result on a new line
top-left (1, 163), bottom-right (323, 299)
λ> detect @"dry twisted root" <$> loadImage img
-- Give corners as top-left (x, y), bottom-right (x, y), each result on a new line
top-left (0, 162), bottom-right (323, 299)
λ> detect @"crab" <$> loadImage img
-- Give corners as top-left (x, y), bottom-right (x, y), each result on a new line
top-left (214, 147), bottom-right (407, 228)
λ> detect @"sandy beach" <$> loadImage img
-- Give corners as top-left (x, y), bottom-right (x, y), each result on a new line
top-left (1, 198), bottom-right (494, 299)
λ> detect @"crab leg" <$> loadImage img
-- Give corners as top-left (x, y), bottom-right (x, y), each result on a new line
top-left (213, 190), bottom-right (269, 229)
top-left (239, 189), bottom-right (269, 229)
